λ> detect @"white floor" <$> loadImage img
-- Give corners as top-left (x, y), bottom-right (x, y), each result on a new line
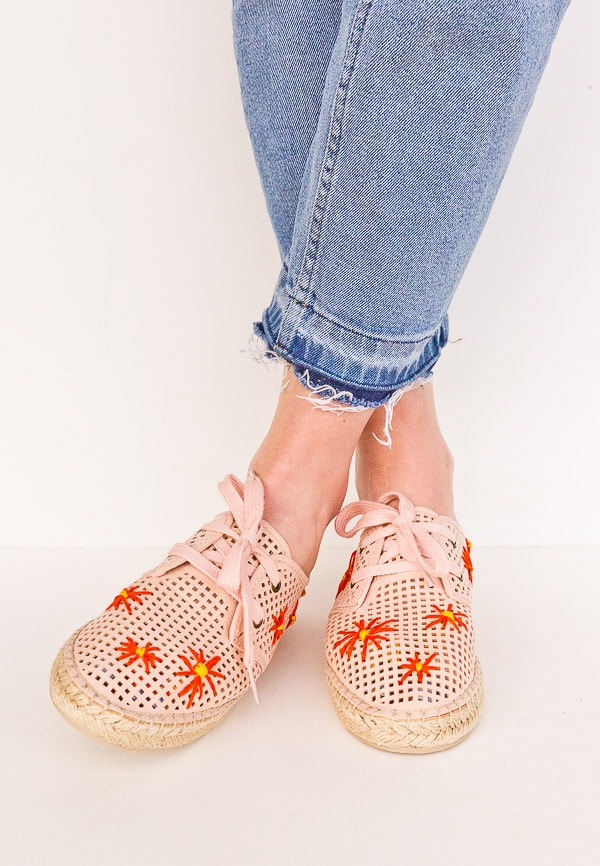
top-left (1, 543), bottom-right (598, 866)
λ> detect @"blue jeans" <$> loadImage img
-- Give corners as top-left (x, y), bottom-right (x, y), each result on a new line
top-left (232, 0), bottom-right (569, 438)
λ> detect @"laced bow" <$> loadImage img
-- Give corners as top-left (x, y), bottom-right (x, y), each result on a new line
top-left (167, 471), bottom-right (287, 702)
top-left (335, 491), bottom-right (457, 607)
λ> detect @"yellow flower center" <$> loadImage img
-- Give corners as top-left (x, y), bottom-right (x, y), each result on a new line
top-left (415, 661), bottom-right (423, 672)
top-left (359, 628), bottom-right (370, 641)
top-left (277, 623), bottom-right (284, 632)
top-left (120, 589), bottom-right (129, 599)
top-left (135, 646), bottom-right (145, 658)
top-left (194, 662), bottom-right (208, 678)
top-left (442, 610), bottom-right (455, 621)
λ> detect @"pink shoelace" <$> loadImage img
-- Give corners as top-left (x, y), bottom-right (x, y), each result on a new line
top-left (167, 471), bottom-right (288, 702)
top-left (335, 491), bottom-right (458, 607)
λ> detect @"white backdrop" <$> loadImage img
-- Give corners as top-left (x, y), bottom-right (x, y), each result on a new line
top-left (1, 1), bottom-right (598, 547)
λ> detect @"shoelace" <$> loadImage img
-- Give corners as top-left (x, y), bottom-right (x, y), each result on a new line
top-left (167, 471), bottom-right (288, 702)
top-left (335, 490), bottom-right (457, 607)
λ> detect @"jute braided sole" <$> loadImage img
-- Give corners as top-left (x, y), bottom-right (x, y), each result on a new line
top-left (49, 643), bottom-right (235, 751)
top-left (327, 657), bottom-right (484, 754)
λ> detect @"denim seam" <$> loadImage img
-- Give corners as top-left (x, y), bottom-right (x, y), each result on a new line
top-left (273, 0), bottom-right (374, 353)
top-left (279, 287), bottom-right (442, 344)
top-left (255, 309), bottom-right (446, 397)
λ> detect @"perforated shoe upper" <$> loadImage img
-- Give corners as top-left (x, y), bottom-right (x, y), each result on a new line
top-left (63, 472), bottom-right (309, 723)
top-left (326, 491), bottom-right (475, 719)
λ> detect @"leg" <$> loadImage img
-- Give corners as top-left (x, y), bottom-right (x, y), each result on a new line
top-left (353, 0), bottom-right (571, 517)
top-left (356, 380), bottom-right (456, 517)
top-left (251, 0), bottom-right (571, 416)
top-left (232, 0), bottom-right (370, 577)
top-left (313, 3), bottom-right (571, 754)
top-left (245, 0), bottom-right (570, 531)
top-left (231, 0), bottom-right (343, 262)
top-left (249, 368), bottom-right (373, 575)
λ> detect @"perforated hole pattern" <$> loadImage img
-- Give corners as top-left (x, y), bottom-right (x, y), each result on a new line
top-left (326, 509), bottom-right (476, 719)
top-left (67, 512), bottom-right (307, 723)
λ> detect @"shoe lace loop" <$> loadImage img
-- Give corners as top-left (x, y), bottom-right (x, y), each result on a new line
top-left (168, 471), bottom-right (285, 703)
top-left (334, 491), bottom-right (456, 606)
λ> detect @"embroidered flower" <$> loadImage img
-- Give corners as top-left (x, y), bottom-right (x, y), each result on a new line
top-left (115, 637), bottom-right (162, 674)
top-left (462, 538), bottom-right (473, 583)
top-left (107, 584), bottom-right (152, 614)
top-left (424, 603), bottom-right (467, 631)
top-left (175, 648), bottom-right (225, 709)
top-left (399, 651), bottom-right (439, 684)
top-left (336, 549), bottom-right (357, 596)
top-left (334, 617), bottom-right (397, 662)
top-left (269, 608), bottom-right (288, 645)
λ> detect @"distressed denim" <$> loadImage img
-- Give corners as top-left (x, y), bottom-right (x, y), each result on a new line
top-left (232, 0), bottom-right (570, 437)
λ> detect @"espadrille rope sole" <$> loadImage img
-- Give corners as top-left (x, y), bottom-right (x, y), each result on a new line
top-left (327, 657), bottom-right (484, 754)
top-left (50, 643), bottom-right (235, 751)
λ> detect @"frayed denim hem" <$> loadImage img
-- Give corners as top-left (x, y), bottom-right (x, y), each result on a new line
top-left (245, 321), bottom-right (443, 448)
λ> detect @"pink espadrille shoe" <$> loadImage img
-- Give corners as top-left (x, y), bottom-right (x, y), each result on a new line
top-left (326, 490), bottom-right (483, 753)
top-left (50, 470), bottom-right (309, 750)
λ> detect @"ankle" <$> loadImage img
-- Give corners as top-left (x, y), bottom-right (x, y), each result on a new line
top-left (355, 434), bottom-right (456, 519)
top-left (251, 457), bottom-right (347, 525)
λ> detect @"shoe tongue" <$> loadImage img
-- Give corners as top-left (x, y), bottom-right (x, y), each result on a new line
top-left (354, 507), bottom-right (465, 575)
top-left (143, 511), bottom-right (237, 580)
top-left (414, 507), bottom-right (467, 571)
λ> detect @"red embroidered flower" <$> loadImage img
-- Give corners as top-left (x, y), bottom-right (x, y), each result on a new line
top-left (336, 549), bottom-right (357, 596)
top-left (334, 617), bottom-right (397, 662)
top-left (107, 584), bottom-right (152, 614)
top-left (175, 648), bottom-right (225, 709)
top-left (424, 603), bottom-right (467, 631)
top-left (115, 637), bottom-right (162, 674)
top-left (462, 538), bottom-right (473, 583)
top-left (399, 652), bottom-right (439, 684)
top-left (269, 608), bottom-right (288, 645)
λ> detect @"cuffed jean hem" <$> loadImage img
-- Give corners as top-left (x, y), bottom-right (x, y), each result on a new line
top-left (248, 276), bottom-right (450, 446)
